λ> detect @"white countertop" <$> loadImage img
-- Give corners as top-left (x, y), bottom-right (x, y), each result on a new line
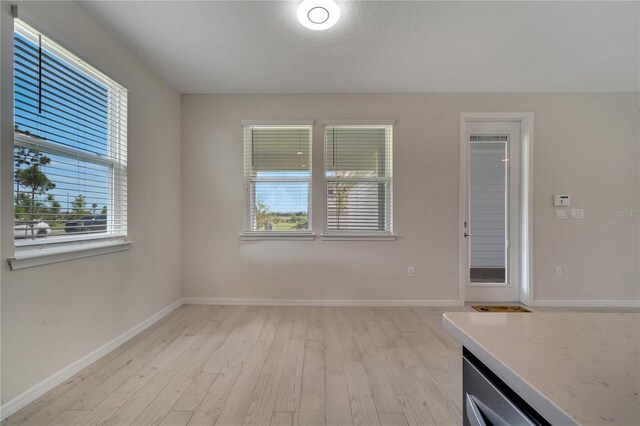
top-left (443, 312), bottom-right (640, 426)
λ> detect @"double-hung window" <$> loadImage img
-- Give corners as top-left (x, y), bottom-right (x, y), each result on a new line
top-left (243, 122), bottom-right (312, 236)
top-left (13, 20), bottom-right (127, 249)
top-left (324, 124), bottom-right (394, 236)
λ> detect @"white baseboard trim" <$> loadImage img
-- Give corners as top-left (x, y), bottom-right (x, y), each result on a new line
top-left (182, 297), bottom-right (463, 307)
top-left (0, 298), bottom-right (183, 421)
top-left (531, 299), bottom-right (640, 308)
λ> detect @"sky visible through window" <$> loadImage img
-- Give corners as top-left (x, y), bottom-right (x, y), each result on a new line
top-left (14, 30), bottom-right (110, 221)
top-left (255, 171), bottom-right (309, 214)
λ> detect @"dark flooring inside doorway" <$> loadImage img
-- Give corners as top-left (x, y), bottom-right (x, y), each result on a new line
top-left (470, 268), bottom-right (505, 283)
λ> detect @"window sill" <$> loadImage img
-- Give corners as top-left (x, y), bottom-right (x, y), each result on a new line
top-left (320, 234), bottom-right (397, 241)
top-left (8, 239), bottom-right (134, 271)
top-left (239, 232), bottom-right (315, 241)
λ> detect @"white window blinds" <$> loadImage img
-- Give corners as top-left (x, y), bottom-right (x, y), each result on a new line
top-left (13, 19), bottom-right (127, 245)
top-left (325, 125), bottom-right (393, 234)
top-left (243, 124), bottom-right (312, 232)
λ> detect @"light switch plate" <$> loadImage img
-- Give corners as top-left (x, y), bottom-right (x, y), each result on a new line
top-left (571, 209), bottom-right (585, 219)
top-left (555, 209), bottom-right (567, 220)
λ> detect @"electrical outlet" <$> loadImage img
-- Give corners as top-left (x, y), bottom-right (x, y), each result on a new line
top-left (408, 267), bottom-right (415, 277)
top-left (555, 266), bottom-right (563, 277)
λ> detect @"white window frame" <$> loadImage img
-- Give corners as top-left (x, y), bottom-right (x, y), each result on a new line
top-left (321, 120), bottom-right (396, 241)
top-left (240, 120), bottom-right (315, 241)
top-left (9, 18), bottom-right (130, 270)
top-left (13, 133), bottom-right (127, 248)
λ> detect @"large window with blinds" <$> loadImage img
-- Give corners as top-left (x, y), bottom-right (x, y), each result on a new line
top-left (13, 19), bottom-right (127, 246)
top-left (243, 123), bottom-right (312, 233)
top-left (324, 124), bottom-right (393, 235)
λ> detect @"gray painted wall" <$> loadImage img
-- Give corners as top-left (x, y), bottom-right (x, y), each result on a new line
top-left (181, 93), bottom-right (639, 304)
top-left (1, 1), bottom-right (182, 404)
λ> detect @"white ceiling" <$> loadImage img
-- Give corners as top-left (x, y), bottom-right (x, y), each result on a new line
top-left (80, 1), bottom-right (640, 94)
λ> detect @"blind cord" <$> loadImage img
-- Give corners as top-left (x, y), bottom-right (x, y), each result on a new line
top-left (332, 127), bottom-right (335, 166)
top-left (251, 128), bottom-right (255, 167)
top-left (37, 34), bottom-right (42, 114)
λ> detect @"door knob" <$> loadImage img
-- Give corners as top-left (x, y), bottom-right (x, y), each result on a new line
top-left (464, 233), bottom-right (475, 238)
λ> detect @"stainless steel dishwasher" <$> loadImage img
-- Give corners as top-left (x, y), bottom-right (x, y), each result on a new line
top-left (462, 348), bottom-right (551, 426)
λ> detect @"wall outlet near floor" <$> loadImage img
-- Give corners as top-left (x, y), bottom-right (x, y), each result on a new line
top-left (571, 209), bottom-right (585, 219)
top-left (408, 266), bottom-right (415, 277)
top-left (555, 266), bottom-right (563, 277)
top-left (555, 209), bottom-right (567, 220)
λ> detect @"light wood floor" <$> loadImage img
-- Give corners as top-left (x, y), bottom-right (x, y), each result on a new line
top-left (4, 305), bottom-right (638, 426)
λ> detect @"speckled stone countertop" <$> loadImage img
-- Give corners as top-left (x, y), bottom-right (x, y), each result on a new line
top-left (443, 312), bottom-right (640, 426)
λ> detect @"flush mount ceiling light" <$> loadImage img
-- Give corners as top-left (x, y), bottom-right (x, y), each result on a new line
top-left (297, 0), bottom-right (340, 31)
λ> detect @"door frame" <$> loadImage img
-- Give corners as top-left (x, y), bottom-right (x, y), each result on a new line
top-left (459, 113), bottom-right (534, 305)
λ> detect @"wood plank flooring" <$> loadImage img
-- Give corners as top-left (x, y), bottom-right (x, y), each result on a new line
top-left (4, 305), bottom-right (637, 426)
